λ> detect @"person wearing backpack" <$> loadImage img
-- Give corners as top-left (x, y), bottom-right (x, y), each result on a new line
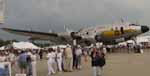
top-left (90, 46), bottom-right (106, 76)
top-left (17, 51), bottom-right (28, 74)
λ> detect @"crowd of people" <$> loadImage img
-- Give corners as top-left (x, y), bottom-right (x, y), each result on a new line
top-left (0, 44), bottom-right (106, 76)
top-left (46, 44), bottom-right (85, 76)
top-left (0, 48), bottom-right (38, 76)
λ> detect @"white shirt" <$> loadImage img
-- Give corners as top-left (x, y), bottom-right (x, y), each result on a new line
top-left (60, 49), bottom-right (64, 53)
top-left (51, 52), bottom-right (56, 62)
top-left (47, 52), bottom-right (56, 63)
top-left (103, 48), bottom-right (107, 54)
top-left (27, 52), bottom-right (32, 56)
top-left (31, 54), bottom-right (37, 63)
top-left (75, 48), bottom-right (82, 56)
top-left (0, 56), bottom-right (6, 62)
top-left (9, 53), bottom-right (16, 62)
top-left (56, 52), bottom-right (62, 60)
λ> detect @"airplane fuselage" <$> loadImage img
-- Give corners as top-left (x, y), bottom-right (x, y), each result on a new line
top-left (73, 22), bottom-right (149, 45)
top-left (2, 22), bottom-right (149, 45)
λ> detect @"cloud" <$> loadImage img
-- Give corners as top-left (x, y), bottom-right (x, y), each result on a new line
top-left (6, 0), bottom-right (148, 25)
top-left (0, 0), bottom-right (149, 39)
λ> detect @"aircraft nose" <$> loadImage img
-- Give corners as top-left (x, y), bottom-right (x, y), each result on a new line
top-left (141, 25), bottom-right (149, 33)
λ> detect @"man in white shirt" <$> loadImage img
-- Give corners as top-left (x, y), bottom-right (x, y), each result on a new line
top-left (8, 51), bottom-right (16, 63)
top-left (56, 47), bottom-right (63, 72)
top-left (75, 45), bottom-right (82, 69)
top-left (47, 48), bottom-right (56, 76)
top-left (31, 50), bottom-right (37, 76)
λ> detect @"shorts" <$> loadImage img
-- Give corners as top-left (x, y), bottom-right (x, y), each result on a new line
top-left (19, 62), bottom-right (27, 69)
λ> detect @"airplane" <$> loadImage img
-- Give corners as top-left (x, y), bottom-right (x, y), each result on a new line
top-left (1, 22), bottom-right (149, 46)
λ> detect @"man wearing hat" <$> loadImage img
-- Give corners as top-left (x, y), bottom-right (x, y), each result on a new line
top-left (64, 44), bottom-right (73, 72)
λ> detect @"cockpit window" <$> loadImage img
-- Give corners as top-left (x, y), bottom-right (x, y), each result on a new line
top-left (129, 24), bottom-right (139, 26)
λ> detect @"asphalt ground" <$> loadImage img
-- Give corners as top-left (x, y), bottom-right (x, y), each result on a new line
top-left (11, 50), bottom-right (150, 76)
top-left (35, 50), bottom-right (150, 76)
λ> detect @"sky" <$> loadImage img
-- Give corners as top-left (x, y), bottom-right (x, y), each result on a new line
top-left (0, 0), bottom-right (150, 40)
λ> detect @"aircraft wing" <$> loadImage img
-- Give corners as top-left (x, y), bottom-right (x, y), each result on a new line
top-left (1, 28), bottom-right (74, 44)
top-left (1, 28), bottom-right (61, 40)
top-left (1, 28), bottom-right (92, 45)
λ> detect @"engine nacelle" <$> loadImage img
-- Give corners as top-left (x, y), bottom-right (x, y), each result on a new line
top-left (95, 35), bottom-right (102, 42)
top-left (70, 32), bottom-right (82, 40)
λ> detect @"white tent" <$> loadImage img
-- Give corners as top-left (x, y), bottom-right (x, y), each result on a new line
top-left (0, 46), bottom-right (5, 50)
top-left (118, 40), bottom-right (135, 46)
top-left (136, 36), bottom-right (149, 43)
top-left (118, 36), bottom-right (150, 46)
top-left (44, 45), bottom-right (67, 50)
top-left (58, 45), bottom-right (67, 48)
top-left (12, 42), bottom-right (40, 49)
top-left (51, 45), bottom-right (67, 49)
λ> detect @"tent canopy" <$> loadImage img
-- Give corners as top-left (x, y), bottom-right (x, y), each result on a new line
top-left (12, 42), bottom-right (40, 49)
top-left (0, 46), bottom-right (5, 50)
top-left (44, 45), bottom-right (67, 50)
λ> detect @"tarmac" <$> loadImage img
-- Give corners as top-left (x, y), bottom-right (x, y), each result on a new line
top-left (36, 50), bottom-right (150, 76)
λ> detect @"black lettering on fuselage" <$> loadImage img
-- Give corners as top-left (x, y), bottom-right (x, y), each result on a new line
top-left (120, 27), bottom-right (124, 34)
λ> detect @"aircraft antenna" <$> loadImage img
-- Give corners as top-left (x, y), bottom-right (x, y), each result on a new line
top-left (64, 24), bottom-right (73, 33)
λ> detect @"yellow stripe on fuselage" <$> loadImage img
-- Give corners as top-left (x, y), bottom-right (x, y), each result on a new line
top-left (101, 29), bottom-right (137, 37)
top-left (0, 16), bottom-right (4, 23)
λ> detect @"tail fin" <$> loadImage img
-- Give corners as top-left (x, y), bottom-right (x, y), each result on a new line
top-left (64, 24), bottom-right (73, 33)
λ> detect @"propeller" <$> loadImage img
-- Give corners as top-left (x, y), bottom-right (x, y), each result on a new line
top-left (48, 24), bottom-right (55, 33)
top-left (64, 24), bottom-right (74, 33)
